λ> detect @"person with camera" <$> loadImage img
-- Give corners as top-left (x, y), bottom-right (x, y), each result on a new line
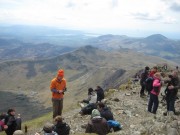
top-left (164, 71), bottom-right (179, 115)
top-left (50, 69), bottom-right (67, 118)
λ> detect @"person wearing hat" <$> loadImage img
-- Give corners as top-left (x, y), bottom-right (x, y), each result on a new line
top-left (85, 109), bottom-right (109, 135)
top-left (4, 109), bottom-right (17, 135)
top-left (50, 69), bottom-right (67, 118)
top-left (35, 122), bottom-right (57, 135)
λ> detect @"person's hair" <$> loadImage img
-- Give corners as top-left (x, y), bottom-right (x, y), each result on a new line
top-left (153, 66), bottom-right (158, 70)
top-left (7, 108), bottom-right (15, 114)
top-left (43, 122), bottom-right (54, 133)
top-left (154, 72), bottom-right (161, 79)
top-left (98, 102), bottom-right (105, 108)
top-left (145, 66), bottom-right (150, 71)
top-left (97, 86), bottom-right (101, 89)
top-left (88, 88), bottom-right (93, 95)
top-left (173, 70), bottom-right (178, 76)
top-left (0, 113), bottom-right (6, 120)
top-left (54, 115), bottom-right (63, 123)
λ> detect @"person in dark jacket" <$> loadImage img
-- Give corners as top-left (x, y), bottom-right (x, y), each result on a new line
top-left (54, 116), bottom-right (70, 135)
top-left (97, 102), bottom-right (114, 121)
top-left (4, 109), bottom-right (17, 135)
top-left (164, 71), bottom-right (180, 115)
top-left (95, 86), bottom-right (105, 102)
top-left (85, 109), bottom-right (109, 135)
top-left (140, 66), bottom-right (150, 97)
top-left (15, 114), bottom-right (21, 130)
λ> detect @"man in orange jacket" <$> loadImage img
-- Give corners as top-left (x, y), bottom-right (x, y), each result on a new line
top-left (50, 69), bottom-right (66, 118)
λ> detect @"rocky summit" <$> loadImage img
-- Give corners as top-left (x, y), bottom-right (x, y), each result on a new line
top-left (27, 79), bottom-right (180, 135)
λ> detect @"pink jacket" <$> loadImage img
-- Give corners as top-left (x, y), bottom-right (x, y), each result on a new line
top-left (0, 120), bottom-right (5, 131)
top-left (151, 77), bottom-right (161, 96)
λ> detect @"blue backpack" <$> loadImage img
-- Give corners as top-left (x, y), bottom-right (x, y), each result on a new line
top-left (107, 120), bottom-right (121, 131)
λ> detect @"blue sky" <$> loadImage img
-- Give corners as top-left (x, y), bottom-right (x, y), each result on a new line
top-left (0, 0), bottom-right (180, 38)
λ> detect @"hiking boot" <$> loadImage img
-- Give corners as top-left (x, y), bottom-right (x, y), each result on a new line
top-left (163, 112), bottom-right (167, 116)
top-left (140, 93), bottom-right (145, 98)
top-left (81, 124), bottom-right (87, 129)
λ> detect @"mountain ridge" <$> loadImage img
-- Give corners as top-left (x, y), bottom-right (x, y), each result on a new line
top-left (0, 46), bottom-right (176, 120)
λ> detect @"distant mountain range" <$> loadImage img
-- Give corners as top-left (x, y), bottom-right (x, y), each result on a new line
top-left (0, 38), bottom-right (75, 61)
top-left (0, 25), bottom-right (180, 64)
top-left (87, 34), bottom-right (180, 63)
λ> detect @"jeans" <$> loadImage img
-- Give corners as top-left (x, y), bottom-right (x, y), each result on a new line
top-left (140, 82), bottom-right (145, 95)
top-left (148, 93), bottom-right (159, 114)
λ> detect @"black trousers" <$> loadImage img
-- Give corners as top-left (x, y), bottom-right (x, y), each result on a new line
top-left (166, 95), bottom-right (176, 113)
top-left (148, 93), bottom-right (159, 114)
top-left (140, 83), bottom-right (145, 95)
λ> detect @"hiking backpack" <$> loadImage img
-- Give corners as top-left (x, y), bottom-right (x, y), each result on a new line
top-left (145, 77), bottom-right (154, 92)
top-left (107, 120), bottom-right (121, 132)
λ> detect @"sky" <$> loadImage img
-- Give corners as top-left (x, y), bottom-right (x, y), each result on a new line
top-left (0, 0), bottom-right (180, 38)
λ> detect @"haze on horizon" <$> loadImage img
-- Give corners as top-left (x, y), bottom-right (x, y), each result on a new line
top-left (0, 0), bottom-right (180, 39)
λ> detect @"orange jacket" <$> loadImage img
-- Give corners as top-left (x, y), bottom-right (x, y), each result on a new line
top-left (50, 78), bottom-right (66, 99)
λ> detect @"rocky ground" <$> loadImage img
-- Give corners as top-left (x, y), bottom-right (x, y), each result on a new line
top-left (25, 80), bottom-right (180, 135)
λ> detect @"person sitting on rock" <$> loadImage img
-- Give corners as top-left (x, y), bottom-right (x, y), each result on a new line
top-left (85, 109), bottom-right (109, 135)
top-left (80, 88), bottom-right (97, 115)
top-left (53, 116), bottom-right (70, 135)
top-left (81, 88), bottom-right (97, 104)
top-left (95, 86), bottom-right (105, 102)
top-left (42, 122), bottom-right (57, 135)
top-left (148, 72), bottom-right (162, 114)
top-left (97, 102), bottom-right (114, 121)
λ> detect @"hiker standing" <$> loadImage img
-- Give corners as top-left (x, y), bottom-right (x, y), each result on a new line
top-left (149, 66), bottom-right (158, 77)
top-left (4, 109), bottom-right (17, 135)
top-left (148, 73), bottom-right (162, 114)
top-left (164, 71), bottom-right (179, 115)
top-left (50, 69), bottom-right (67, 118)
top-left (95, 86), bottom-right (105, 102)
top-left (140, 66), bottom-right (150, 97)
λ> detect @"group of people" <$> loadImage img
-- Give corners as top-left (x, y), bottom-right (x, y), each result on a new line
top-left (0, 109), bottom-right (21, 135)
top-left (79, 86), bottom-right (105, 115)
top-left (1, 66), bottom-right (179, 135)
top-left (140, 66), bottom-right (180, 115)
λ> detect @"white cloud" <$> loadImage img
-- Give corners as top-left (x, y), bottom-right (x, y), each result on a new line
top-left (0, 0), bottom-right (179, 35)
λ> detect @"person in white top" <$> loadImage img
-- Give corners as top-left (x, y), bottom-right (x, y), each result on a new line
top-left (80, 88), bottom-right (97, 115)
